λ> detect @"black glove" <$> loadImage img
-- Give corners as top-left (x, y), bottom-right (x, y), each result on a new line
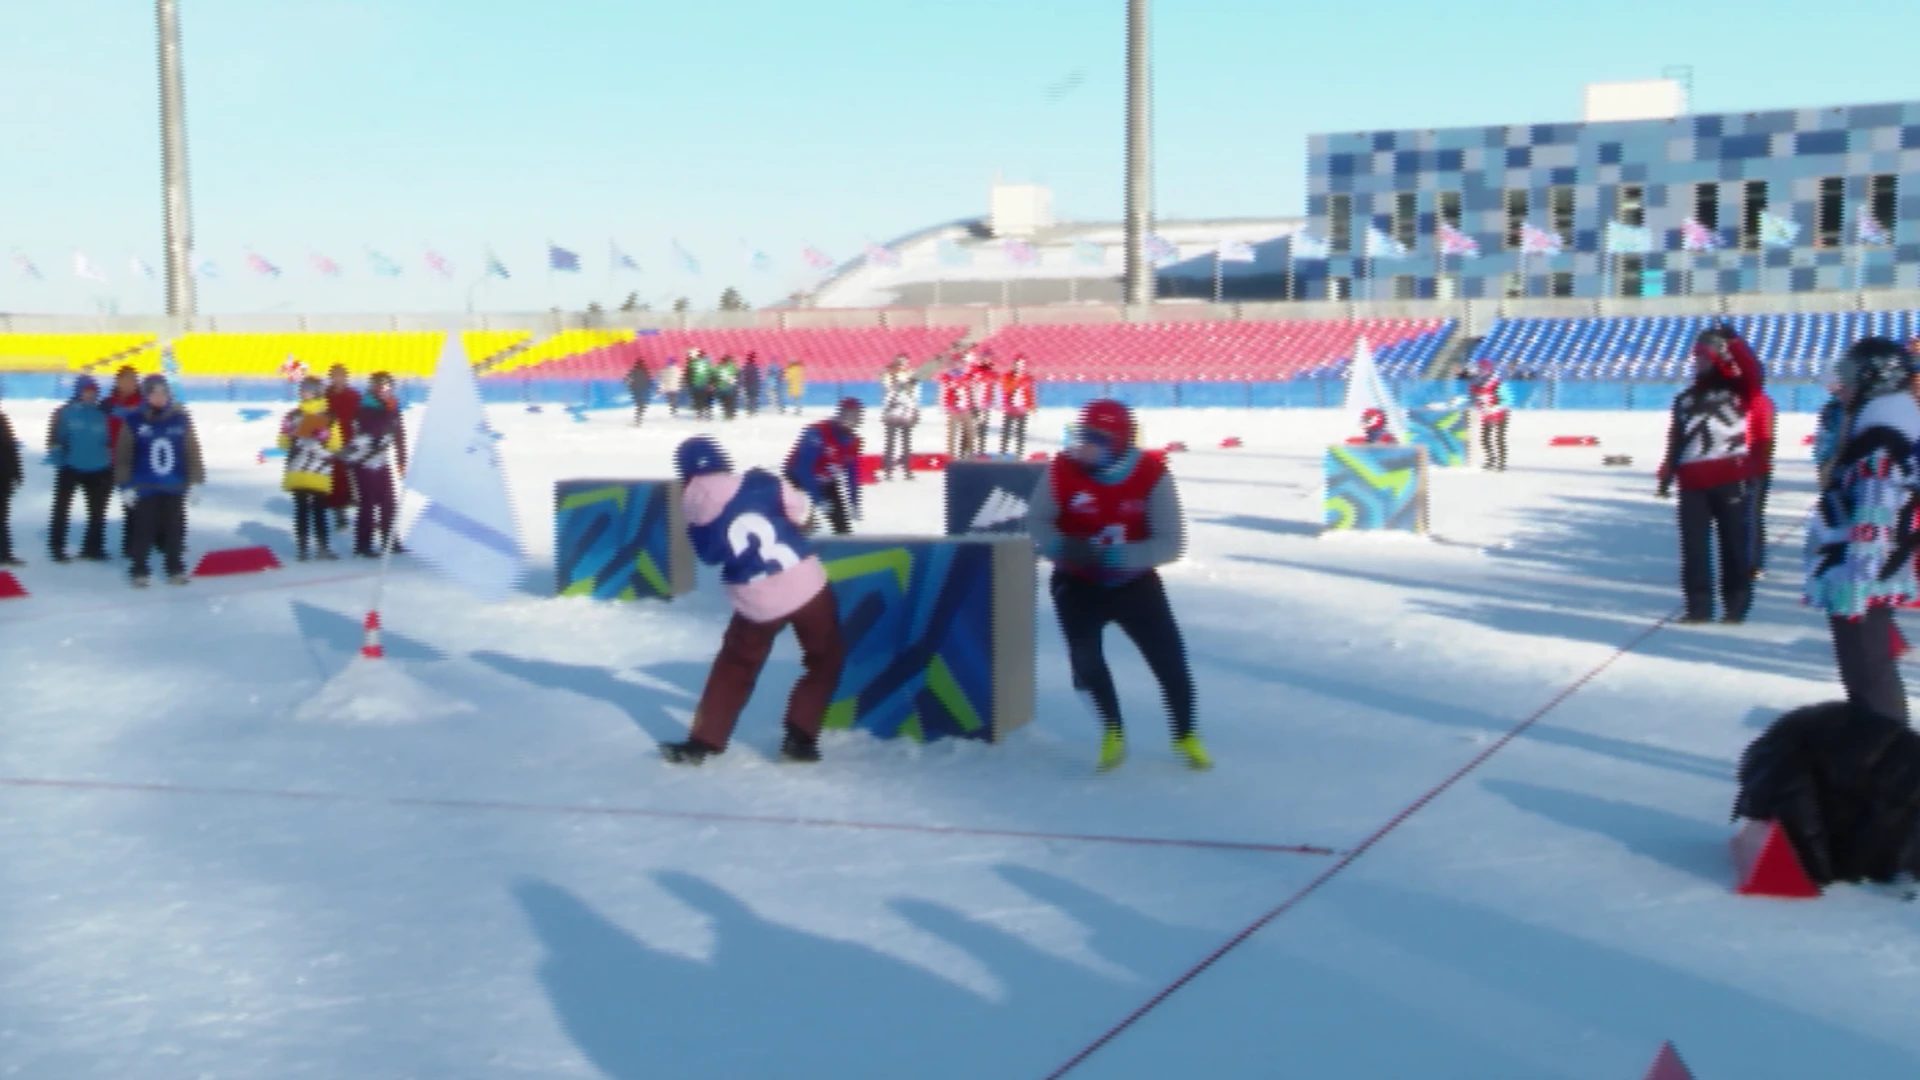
top-left (1056, 537), bottom-right (1097, 565)
top-left (1655, 484), bottom-right (1671, 500)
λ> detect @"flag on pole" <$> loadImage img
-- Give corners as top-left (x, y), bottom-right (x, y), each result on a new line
top-left (1364, 226), bottom-right (1409, 260)
top-left (547, 244), bottom-right (580, 273)
top-left (72, 252), bottom-right (108, 283)
top-left (1145, 234), bottom-right (1178, 266)
top-left (1437, 223), bottom-right (1480, 257)
top-left (1759, 212), bottom-right (1801, 248)
top-left (1519, 224), bottom-right (1564, 256)
top-left (1217, 239), bottom-right (1256, 263)
top-left (368, 250), bottom-right (402, 276)
top-left (1341, 337), bottom-right (1408, 443)
top-left (309, 251), bottom-right (342, 277)
top-left (484, 249), bottom-right (510, 279)
top-left (671, 241), bottom-right (700, 274)
top-left (742, 243), bottom-right (770, 272)
top-left (1290, 232), bottom-right (1331, 260)
top-left (1071, 240), bottom-right (1105, 266)
top-left (424, 249), bottom-right (454, 279)
top-left (937, 239), bottom-right (972, 266)
top-left (404, 332), bottom-right (525, 601)
top-left (196, 259), bottom-right (221, 280)
top-left (129, 256), bottom-right (156, 279)
top-left (610, 242), bottom-right (641, 273)
top-left (1003, 239), bottom-right (1039, 266)
top-left (1856, 206), bottom-right (1891, 246)
top-left (802, 246), bottom-right (834, 271)
top-left (13, 253), bottom-right (40, 280)
top-left (246, 251), bottom-right (282, 278)
top-left (864, 242), bottom-right (900, 268)
top-left (1680, 218), bottom-right (1719, 252)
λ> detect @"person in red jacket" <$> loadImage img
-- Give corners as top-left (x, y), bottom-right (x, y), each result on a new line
top-left (1657, 326), bottom-right (1761, 623)
top-left (1026, 399), bottom-right (1209, 773)
top-left (103, 365), bottom-right (144, 558)
top-left (999, 356), bottom-right (1037, 458)
top-left (324, 364), bottom-right (362, 532)
top-left (938, 354), bottom-right (974, 459)
top-left (967, 356), bottom-right (997, 459)
top-left (1360, 407), bottom-right (1396, 444)
top-left (783, 398), bottom-right (864, 535)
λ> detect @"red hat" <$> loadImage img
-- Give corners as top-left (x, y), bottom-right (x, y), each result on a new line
top-left (1077, 399), bottom-right (1135, 451)
top-left (1362, 407), bottom-right (1386, 426)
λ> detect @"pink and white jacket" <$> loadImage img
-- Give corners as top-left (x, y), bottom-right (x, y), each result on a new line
top-left (681, 472), bottom-right (828, 624)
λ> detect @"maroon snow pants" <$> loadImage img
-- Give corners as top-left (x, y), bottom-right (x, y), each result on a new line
top-left (353, 466), bottom-right (397, 554)
top-left (690, 586), bottom-right (845, 751)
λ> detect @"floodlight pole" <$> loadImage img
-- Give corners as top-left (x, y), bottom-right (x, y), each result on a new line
top-left (1122, 0), bottom-right (1155, 308)
top-left (158, 0), bottom-right (197, 317)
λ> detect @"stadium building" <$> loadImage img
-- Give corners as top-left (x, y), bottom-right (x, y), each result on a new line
top-left (1307, 82), bottom-right (1920, 302)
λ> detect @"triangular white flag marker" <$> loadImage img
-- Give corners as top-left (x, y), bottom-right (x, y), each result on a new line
top-left (404, 331), bottom-right (525, 601)
top-left (1341, 337), bottom-right (1409, 443)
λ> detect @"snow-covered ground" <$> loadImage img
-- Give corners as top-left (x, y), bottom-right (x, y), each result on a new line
top-left (0, 399), bottom-right (1912, 1079)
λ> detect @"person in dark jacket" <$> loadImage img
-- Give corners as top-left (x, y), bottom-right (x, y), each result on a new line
top-left (47, 375), bottom-right (115, 562)
top-left (741, 353), bottom-right (763, 417)
top-left (1657, 326), bottom-right (1762, 623)
top-left (624, 359), bottom-right (652, 427)
top-left (324, 364), bottom-right (360, 532)
top-left (783, 398), bottom-right (863, 535)
top-left (0, 385), bottom-right (22, 567)
top-left (113, 375), bottom-right (205, 586)
top-left (1026, 399), bottom-right (1209, 773)
top-left (343, 372), bottom-right (408, 558)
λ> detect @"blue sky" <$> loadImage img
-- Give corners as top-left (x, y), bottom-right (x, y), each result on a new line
top-left (1, 0), bottom-right (1914, 316)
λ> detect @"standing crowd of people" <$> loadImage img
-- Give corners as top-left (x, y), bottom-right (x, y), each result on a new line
top-left (624, 351), bottom-right (807, 426)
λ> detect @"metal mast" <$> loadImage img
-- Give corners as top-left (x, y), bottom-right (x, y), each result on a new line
top-left (1122, 0), bottom-right (1154, 307)
top-left (158, 0), bottom-right (196, 316)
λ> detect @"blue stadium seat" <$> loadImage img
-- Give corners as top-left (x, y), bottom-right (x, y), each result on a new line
top-left (1467, 309), bottom-right (1920, 380)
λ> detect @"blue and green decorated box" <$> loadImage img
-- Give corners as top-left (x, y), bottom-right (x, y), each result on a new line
top-left (1404, 403), bottom-right (1470, 468)
top-left (553, 479), bottom-right (696, 600)
top-left (1323, 445), bottom-right (1429, 534)
top-left (814, 534), bottom-right (1035, 743)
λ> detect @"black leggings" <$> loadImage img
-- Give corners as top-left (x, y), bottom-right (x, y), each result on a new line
top-left (1480, 414), bottom-right (1509, 469)
top-left (1832, 607), bottom-right (1908, 724)
top-left (883, 423), bottom-right (914, 471)
top-left (1001, 413), bottom-right (1029, 457)
top-left (293, 490), bottom-right (332, 551)
top-left (1051, 568), bottom-right (1196, 738)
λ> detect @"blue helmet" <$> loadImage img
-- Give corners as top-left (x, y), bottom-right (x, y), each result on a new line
top-left (674, 436), bottom-right (732, 482)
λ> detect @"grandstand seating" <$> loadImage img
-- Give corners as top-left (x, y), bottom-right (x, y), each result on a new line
top-left (0, 333), bottom-right (156, 371)
top-left (969, 319), bottom-right (1455, 381)
top-left (488, 330), bottom-right (636, 375)
top-left (500, 327), bottom-right (971, 381)
top-left (170, 330), bottom-right (530, 378)
top-left (1472, 310), bottom-right (1920, 380)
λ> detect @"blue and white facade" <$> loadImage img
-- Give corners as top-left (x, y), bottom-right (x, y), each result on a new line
top-left (1307, 100), bottom-right (1920, 301)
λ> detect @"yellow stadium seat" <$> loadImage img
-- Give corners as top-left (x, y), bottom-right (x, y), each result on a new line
top-left (0, 333), bottom-right (156, 371)
top-left (490, 330), bottom-right (632, 375)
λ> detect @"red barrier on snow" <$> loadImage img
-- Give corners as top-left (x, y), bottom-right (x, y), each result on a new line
top-left (909, 453), bottom-right (950, 472)
top-left (1731, 818), bottom-right (1820, 898)
top-left (1550, 435), bottom-right (1600, 447)
top-left (0, 572), bottom-right (25, 600)
top-left (1344, 435), bottom-right (1370, 444)
top-left (1642, 1041), bottom-right (1694, 1080)
top-left (1162, 441), bottom-right (1188, 453)
top-left (1220, 436), bottom-right (1243, 448)
top-left (1027, 452), bottom-right (1049, 462)
top-left (855, 454), bottom-right (883, 485)
top-left (192, 546), bottom-right (283, 578)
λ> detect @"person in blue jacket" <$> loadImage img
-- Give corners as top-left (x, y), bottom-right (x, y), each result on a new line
top-left (46, 375), bottom-right (115, 562)
top-left (783, 398), bottom-right (864, 535)
top-left (112, 375), bottom-right (205, 587)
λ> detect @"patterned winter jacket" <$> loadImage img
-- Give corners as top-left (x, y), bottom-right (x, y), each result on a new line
top-left (1804, 392), bottom-right (1920, 619)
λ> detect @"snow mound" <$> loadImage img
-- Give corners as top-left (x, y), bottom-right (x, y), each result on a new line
top-left (293, 658), bottom-right (474, 725)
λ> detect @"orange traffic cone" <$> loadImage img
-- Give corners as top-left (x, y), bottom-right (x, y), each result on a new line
top-left (360, 611), bottom-right (385, 660)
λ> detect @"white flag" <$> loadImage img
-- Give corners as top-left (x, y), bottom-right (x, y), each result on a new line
top-left (404, 331), bottom-right (524, 600)
top-left (129, 256), bottom-right (155, 279)
top-left (1341, 337), bottom-right (1409, 443)
top-left (72, 252), bottom-right (108, 283)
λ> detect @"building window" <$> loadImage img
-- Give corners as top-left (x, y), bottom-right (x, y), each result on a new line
top-left (1391, 274), bottom-right (1416, 300)
top-left (1741, 180), bottom-right (1769, 249)
top-left (1503, 189), bottom-right (1529, 251)
top-left (1393, 192), bottom-right (1417, 253)
top-left (1616, 255), bottom-right (1643, 297)
top-left (1694, 183), bottom-right (1719, 231)
top-left (1502, 272), bottom-right (1525, 298)
top-left (1549, 185), bottom-right (1576, 240)
top-left (1437, 190), bottom-right (1463, 232)
top-left (1817, 177), bottom-right (1845, 247)
top-left (1328, 194), bottom-right (1352, 255)
top-left (1329, 276), bottom-right (1350, 300)
top-left (1549, 272), bottom-right (1574, 298)
top-left (1617, 184), bottom-right (1645, 227)
top-left (1869, 173), bottom-right (1899, 234)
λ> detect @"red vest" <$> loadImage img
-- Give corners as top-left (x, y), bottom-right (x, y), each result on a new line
top-left (1003, 373), bottom-right (1036, 415)
top-left (1051, 452), bottom-right (1167, 546)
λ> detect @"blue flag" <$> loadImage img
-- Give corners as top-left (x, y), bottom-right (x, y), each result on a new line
top-left (548, 244), bottom-right (580, 273)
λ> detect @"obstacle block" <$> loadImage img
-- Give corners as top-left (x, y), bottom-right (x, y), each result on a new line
top-left (856, 454), bottom-right (884, 485)
top-left (1731, 818), bottom-right (1820, 898)
top-left (193, 546), bottom-right (282, 577)
top-left (816, 534), bottom-right (1035, 743)
top-left (1550, 435), bottom-right (1600, 447)
top-left (945, 459), bottom-right (1047, 536)
top-left (1220, 436), bottom-right (1243, 448)
top-left (909, 452), bottom-right (950, 473)
top-left (1405, 405), bottom-right (1470, 467)
top-left (526, 405), bottom-right (544, 414)
top-left (553, 479), bottom-right (696, 601)
top-left (1602, 454), bottom-right (1634, 467)
top-left (1027, 451), bottom-right (1048, 462)
top-left (0, 571), bottom-right (25, 600)
top-left (1163, 441), bottom-right (1188, 453)
top-left (1323, 445), bottom-right (1429, 534)
top-left (1641, 1041), bottom-right (1694, 1080)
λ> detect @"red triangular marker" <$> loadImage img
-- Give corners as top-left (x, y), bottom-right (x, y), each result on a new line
top-left (0, 571), bottom-right (26, 600)
top-left (1220, 436), bottom-right (1243, 448)
top-left (193, 546), bottom-right (284, 578)
top-left (1642, 1040), bottom-right (1694, 1080)
top-left (1731, 819), bottom-right (1820, 898)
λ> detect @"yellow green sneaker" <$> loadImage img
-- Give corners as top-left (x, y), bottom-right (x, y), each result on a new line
top-left (1173, 733), bottom-right (1213, 771)
top-left (1096, 728), bottom-right (1128, 773)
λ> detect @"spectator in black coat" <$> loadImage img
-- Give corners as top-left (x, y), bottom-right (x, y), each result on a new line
top-left (624, 359), bottom-right (653, 427)
top-left (0, 386), bottom-right (20, 566)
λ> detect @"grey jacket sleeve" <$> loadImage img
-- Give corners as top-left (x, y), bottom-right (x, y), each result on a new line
top-left (1026, 464), bottom-right (1063, 559)
top-left (1113, 471), bottom-right (1187, 571)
